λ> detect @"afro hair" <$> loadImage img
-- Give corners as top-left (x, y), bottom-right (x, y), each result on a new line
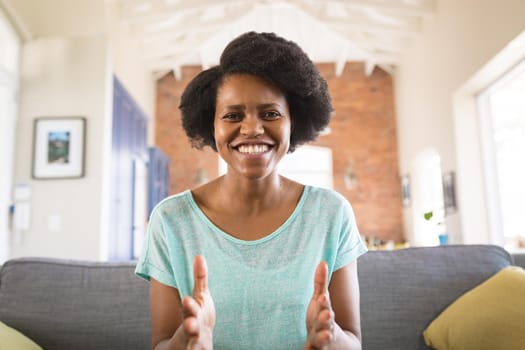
top-left (179, 31), bottom-right (333, 152)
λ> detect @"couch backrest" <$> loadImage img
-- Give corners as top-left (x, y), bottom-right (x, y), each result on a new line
top-left (0, 258), bottom-right (150, 350)
top-left (358, 244), bottom-right (512, 350)
top-left (0, 245), bottom-right (514, 350)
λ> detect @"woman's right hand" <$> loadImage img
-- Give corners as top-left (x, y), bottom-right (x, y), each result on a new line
top-left (180, 255), bottom-right (215, 350)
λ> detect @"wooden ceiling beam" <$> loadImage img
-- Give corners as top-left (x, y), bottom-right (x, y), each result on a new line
top-left (140, 31), bottom-right (213, 61)
top-left (329, 20), bottom-right (420, 38)
top-left (117, 0), bottom-right (434, 74)
top-left (128, 2), bottom-right (253, 38)
top-left (119, 0), bottom-right (244, 22)
top-left (316, 0), bottom-right (435, 17)
top-left (295, 2), bottom-right (422, 38)
top-left (350, 30), bottom-right (411, 53)
top-left (135, 3), bottom-right (254, 58)
top-left (324, 10), bottom-right (422, 32)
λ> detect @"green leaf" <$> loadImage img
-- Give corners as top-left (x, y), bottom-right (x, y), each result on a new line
top-left (423, 211), bottom-right (433, 221)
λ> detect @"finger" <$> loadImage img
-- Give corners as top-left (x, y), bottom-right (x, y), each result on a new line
top-left (182, 296), bottom-right (200, 318)
top-left (315, 308), bottom-right (333, 332)
top-left (312, 261), bottom-right (328, 299)
top-left (311, 311), bottom-right (335, 349)
top-left (187, 337), bottom-right (201, 350)
top-left (193, 255), bottom-right (208, 296)
top-left (310, 329), bottom-right (332, 349)
top-left (317, 293), bottom-right (332, 310)
top-left (183, 316), bottom-right (199, 336)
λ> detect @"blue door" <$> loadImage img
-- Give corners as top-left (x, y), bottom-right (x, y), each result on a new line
top-left (148, 147), bottom-right (170, 215)
top-left (110, 76), bottom-right (148, 261)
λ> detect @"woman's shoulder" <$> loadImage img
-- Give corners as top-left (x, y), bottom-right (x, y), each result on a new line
top-left (301, 186), bottom-right (356, 218)
top-left (305, 185), bottom-right (349, 205)
top-left (150, 190), bottom-right (193, 217)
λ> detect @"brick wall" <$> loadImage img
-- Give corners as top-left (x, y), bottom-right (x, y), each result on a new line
top-left (155, 66), bottom-right (219, 195)
top-left (154, 62), bottom-right (404, 243)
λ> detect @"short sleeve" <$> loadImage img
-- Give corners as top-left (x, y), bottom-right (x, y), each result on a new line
top-left (135, 206), bottom-right (178, 288)
top-left (334, 198), bottom-right (367, 271)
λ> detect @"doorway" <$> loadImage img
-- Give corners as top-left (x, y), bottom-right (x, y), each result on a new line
top-left (410, 148), bottom-right (445, 246)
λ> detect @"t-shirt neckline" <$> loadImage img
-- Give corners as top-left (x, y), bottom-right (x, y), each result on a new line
top-left (184, 185), bottom-right (311, 245)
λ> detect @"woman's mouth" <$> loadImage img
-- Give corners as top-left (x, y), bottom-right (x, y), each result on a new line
top-left (236, 144), bottom-right (270, 154)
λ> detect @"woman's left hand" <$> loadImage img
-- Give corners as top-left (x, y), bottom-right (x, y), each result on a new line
top-left (304, 261), bottom-right (335, 350)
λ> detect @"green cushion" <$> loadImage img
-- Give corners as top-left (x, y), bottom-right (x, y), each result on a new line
top-left (423, 266), bottom-right (525, 350)
top-left (0, 322), bottom-right (42, 350)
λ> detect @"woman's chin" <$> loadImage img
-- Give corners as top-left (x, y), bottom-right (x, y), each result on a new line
top-left (231, 168), bottom-right (277, 181)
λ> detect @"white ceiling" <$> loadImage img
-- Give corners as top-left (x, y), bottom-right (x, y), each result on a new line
top-left (115, 0), bottom-right (435, 78)
top-left (2, 0), bottom-right (435, 78)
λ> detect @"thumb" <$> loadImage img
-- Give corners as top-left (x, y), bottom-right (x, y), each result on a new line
top-left (312, 261), bottom-right (328, 299)
top-left (193, 255), bottom-right (208, 297)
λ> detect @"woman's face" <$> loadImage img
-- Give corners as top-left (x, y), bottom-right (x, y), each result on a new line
top-left (214, 73), bottom-right (291, 180)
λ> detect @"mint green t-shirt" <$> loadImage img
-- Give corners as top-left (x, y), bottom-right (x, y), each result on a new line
top-left (135, 185), bottom-right (367, 349)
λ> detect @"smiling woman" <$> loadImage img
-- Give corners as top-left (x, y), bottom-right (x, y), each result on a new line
top-left (213, 74), bottom-right (291, 180)
top-left (135, 32), bottom-right (367, 350)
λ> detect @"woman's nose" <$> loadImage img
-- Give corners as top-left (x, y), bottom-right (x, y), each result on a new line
top-left (240, 115), bottom-right (264, 136)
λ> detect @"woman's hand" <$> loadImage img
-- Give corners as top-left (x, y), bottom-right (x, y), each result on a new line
top-left (181, 255), bottom-right (216, 350)
top-left (304, 261), bottom-right (335, 350)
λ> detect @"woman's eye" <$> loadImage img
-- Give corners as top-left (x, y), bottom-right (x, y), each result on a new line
top-left (223, 113), bottom-right (241, 121)
top-left (261, 111), bottom-right (281, 120)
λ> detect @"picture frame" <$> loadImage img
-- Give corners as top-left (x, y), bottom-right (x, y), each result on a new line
top-left (401, 174), bottom-right (411, 207)
top-left (442, 171), bottom-right (457, 215)
top-left (32, 117), bottom-right (86, 179)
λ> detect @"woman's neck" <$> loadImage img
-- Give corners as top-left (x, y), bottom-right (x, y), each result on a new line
top-left (218, 171), bottom-right (284, 212)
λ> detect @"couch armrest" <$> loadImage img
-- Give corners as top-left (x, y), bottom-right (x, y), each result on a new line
top-left (512, 253), bottom-right (525, 269)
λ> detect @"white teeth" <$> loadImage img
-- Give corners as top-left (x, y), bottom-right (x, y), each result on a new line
top-left (237, 144), bottom-right (269, 154)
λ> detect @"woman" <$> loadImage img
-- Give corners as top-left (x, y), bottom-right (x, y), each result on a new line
top-left (136, 32), bottom-right (367, 350)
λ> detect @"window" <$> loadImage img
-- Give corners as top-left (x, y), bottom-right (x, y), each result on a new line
top-left (276, 146), bottom-right (333, 189)
top-left (478, 58), bottom-right (525, 252)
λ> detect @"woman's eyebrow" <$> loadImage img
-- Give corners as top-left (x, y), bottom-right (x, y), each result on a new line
top-left (221, 104), bottom-right (245, 111)
top-left (257, 103), bottom-right (284, 110)
top-left (219, 103), bottom-right (284, 111)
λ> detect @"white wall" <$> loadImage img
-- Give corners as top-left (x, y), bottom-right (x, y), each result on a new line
top-left (0, 6), bottom-right (20, 263)
top-left (2, 0), bottom-right (155, 261)
top-left (395, 0), bottom-right (525, 244)
top-left (12, 36), bottom-right (111, 260)
top-left (106, 0), bottom-right (155, 142)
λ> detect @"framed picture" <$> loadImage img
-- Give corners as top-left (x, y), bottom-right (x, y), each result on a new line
top-left (32, 117), bottom-right (86, 179)
top-left (401, 174), bottom-right (411, 207)
top-left (442, 171), bottom-right (457, 215)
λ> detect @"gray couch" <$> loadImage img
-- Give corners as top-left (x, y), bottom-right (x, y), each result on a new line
top-left (0, 244), bottom-right (523, 350)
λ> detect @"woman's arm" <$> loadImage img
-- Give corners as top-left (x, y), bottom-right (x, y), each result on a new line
top-left (150, 256), bottom-right (215, 350)
top-left (305, 261), bottom-right (362, 350)
top-left (150, 278), bottom-right (184, 349)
